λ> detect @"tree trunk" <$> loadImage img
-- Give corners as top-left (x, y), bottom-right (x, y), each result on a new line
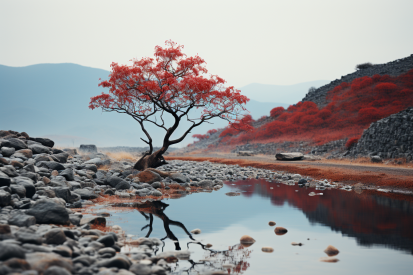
top-left (133, 148), bottom-right (168, 171)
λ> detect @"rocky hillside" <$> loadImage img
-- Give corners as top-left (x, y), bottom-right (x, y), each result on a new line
top-left (302, 54), bottom-right (413, 107)
top-left (350, 107), bottom-right (413, 161)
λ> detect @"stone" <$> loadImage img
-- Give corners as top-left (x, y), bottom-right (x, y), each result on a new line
top-left (59, 168), bottom-right (75, 181)
top-left (69, 214), bottom-right (82, 226)
top-left (0, 242), bottom-right (26, 261)
top-left (274, 227), bottom-right (288, 235)
top-left (73, 188), bottom-right (98, 199)
top-left (29, 137), bottom-right (54, 148)
top-left (26, 199), bottom-right (70, 224)
top-left (237, 151), bottom-right (255, 156)
top-left (98, 256), bottom-right (131, 269)
top-left (52, 245), bottom-right (73, 258)
top-left (298, 179), bottom-right (307, 185)
top-left (1, 147), bottom-right (15, 157)
top-left (371, 155), bottom-right (382, 163)
top-left (0, 172), bottom-right (11, 187)
top-left (11, 159), bottom-right (24, 168)
top-left (14, 177), bottom-right (36, 198)
top-left (169, 173), bottom-right (190, 183)
top-left (52, 153), bottom-right (69, 163)
top-left (52, 187), bottom-right (71, 202)
top-left (16, 149), bottom-right (33, 158)
top-left (0, 189), bottom-right (11, 206)
top-left (79, 144), bottom-right (98, 153)
top-left (268, 221), bottom-right (276, 226)
top-left (2, 138), bottom-right (28, 150)
top-left (0, 165), bottom-right (18, 177)
top-left (240, 235), bottom-right (255, 247)
top-left (291, 242), bottom-right (303, 246)
top-left (198, 180), bottom-right (214, 188)
top-left (190, 228), bottom-right (201, 234)
top-left (0, 157), bottom-right (9, 165)
top-left (275, 152), bottom-right (304, 161)
top-left (151, 181), bottom-right (162, 188)
top-left (129, 263), bottom-right (152, 275)
top-left (324, 245), bottom-right (339, 256)
top-left (9, 213), bottom-right (36, 227)
top-left (0, 224), bottom-right (11, 234)
top-left (106, 175), bottom-right (124, 188)
top-left (151, 190), bottom-right (162, 196)
top-left (97, 234), bottom-right (116, 247)
top-left (10, 184), bottom-right (26, 198)
top-left (25, 252), bottom-right (73, 273)
top-left (225, 192), bottom-right (240, 196)
top-left (98, 247), bottom-right (116, 257)
top-left (44, 228), bottom-right (67, 245)
top-left (16, 231), bottom-right (43, 245)
top-left (38, 161), bottom-right (65, 171)
top-left (136, 170), bottom-right (162, 184)
top-left (44, 266), bottom-right (72, 275)
top-left (115, 180), bottom-right (130, 190)
top-left (261, 247), bottom-right (274, 253)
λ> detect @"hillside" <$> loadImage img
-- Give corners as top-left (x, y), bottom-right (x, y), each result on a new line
top-left (0, 63), bottom-right (291, 147)
top-left (188, 54), bottom-right (413, 158)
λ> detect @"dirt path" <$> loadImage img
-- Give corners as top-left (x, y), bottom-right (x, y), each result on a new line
top-left (166, 153), bottom-right (413, 190)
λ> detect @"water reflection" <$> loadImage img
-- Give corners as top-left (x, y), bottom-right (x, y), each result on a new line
top-left (227, 179), bottom-right (413, 255)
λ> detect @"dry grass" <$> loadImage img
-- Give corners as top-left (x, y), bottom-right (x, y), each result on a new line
top-left (105, 152), bottom-right (137, 162)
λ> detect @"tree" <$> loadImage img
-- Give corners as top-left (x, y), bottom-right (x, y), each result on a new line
top-left (89, 40), bottom-right (250, 170)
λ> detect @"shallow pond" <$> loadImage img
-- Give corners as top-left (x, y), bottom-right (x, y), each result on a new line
top-left (90, 179), bottom-right (413, 274)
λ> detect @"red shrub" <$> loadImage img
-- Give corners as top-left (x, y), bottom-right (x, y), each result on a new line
top-left (207, 129), bottom-right (218, 135)
top-left (346, 137), bottom-right (359, 148)
top-left (270, 106), bottom-right (285, 117)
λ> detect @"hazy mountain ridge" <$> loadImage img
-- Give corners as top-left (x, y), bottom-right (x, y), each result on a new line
top-left (0, 63), bottom-right (312, 147)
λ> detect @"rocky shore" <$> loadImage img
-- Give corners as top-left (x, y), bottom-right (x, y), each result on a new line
top-left (1, 129), bottom-right (406, 275)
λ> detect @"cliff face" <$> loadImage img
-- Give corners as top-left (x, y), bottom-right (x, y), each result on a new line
top-left (302, 54), bottom-right (413, 107)
top-left (350, 107), bottom-right (413, 160)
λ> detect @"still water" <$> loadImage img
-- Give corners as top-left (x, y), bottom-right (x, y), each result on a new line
top-left (91, 180), bottom-right (413, 274)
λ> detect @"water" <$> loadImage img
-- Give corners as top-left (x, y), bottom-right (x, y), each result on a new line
top-left (90, 179), bottom-right (413, 274)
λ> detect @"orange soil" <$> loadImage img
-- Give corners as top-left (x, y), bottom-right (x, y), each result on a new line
top-left (166, 156), bottom-right (413, 189)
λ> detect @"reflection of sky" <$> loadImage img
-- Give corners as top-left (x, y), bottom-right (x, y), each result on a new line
top-left (99, 184), bottom-right (413, 275)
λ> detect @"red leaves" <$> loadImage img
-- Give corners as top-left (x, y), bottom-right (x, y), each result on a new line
top-left (192, 134), bottom-right (209, 141)
top-left (345, 137), bottom-right (359, 148)
top-left (206, 69), bottom-right (413, 147)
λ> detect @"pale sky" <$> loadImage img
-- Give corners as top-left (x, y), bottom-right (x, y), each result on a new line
top-left (1, 0), bottom-right (412, 88)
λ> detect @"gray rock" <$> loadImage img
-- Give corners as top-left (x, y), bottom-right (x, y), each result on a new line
top-left (73, 189), bottom-right (98, 199)
top-left (151, 181), bottom-right (162, 188)
top-left (14, 177), bottom-right (36, 198)
top-left (198, 180), bottom-right (214, 187)
top-left (0, 242), bottom-right (26, 261)
top-left (60, 168), bottom-right (75, 181)
top-left (79, 144), bottom-right (98, 153)
top-left (2, 138), bottom-right (28, 150)
top-left (98, 247), bottom-right (116, 257)
top-left (106, 176), bottom-right (124, 188)
top-left (0, 171), bottom-right (11, 187)
top-left (16, 231), bottom-right (43, 245)
top-left (53, 187), bottom-right (71, 202)
top-left (52, 153), bottom-right (69, 163)
top-left (0, 189), bottom-right (11, 206)
top-left (85, 164), bottom-right (98, 173)
top-left (169, 173), bottom-right (190, 183)
top-left (29, 137), bottom-right (55, 148)
top-left (44, 228), bottom-right (67, 245)
top-left (28, 144), bottom-right (50, 154)
top-left (26, 199), bottom-right (69, 225)
top-left (69, 214), bottom-right (82, 226)
top-left (10, 184), bottom-right (26, 198)
top-left (84, 158), bottom-right (104, 167)
top-left (371, 155), bottom-right (383, 163)
top-left (275, 152), bottom-right (304, 161)
top-left (0, 165), bottom-right (18, 177)
top-left (129, 263), bottom-right (152, 275)
top-left (115, 180), bottom-right (130, 190)
top-left (151, 190), bottom-right (162, 197)
top-left (98, 256), bottom-right (131, 269)
top-left (80, 216), bottom-right (106, 226)
top-left (1, 147), bottom-right (15, 157)
top-left (97, 235), bottom-right (115, 247)
top-left (38, 161), bottom-right (65, 171)
top-left (44, 266), bottom-right (72, 275)
top-left (9, 213), bottom-right (36, 227)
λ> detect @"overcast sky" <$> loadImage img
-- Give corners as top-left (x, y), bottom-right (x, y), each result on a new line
top-left (1, 0), bottom-right (412, 87)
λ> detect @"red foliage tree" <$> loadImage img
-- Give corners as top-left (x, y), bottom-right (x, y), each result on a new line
top-left (207, 129), bottom-right (218, 135)
top-left (270, 106), bottom-right (285, 117)
top-left (345, 137), bottom-right (359, 148)
top-left (192, 134), bottom-right (209, 141)
top-left (90, 40), bottom-right (249, 170)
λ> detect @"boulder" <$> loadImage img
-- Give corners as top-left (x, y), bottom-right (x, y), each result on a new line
top-left (26, 199), bottom-right (70, 225)
top-left (29, 137), bottom-right (55, 148)
top-left (371, 156), bottom-right (382, 163)
top-left (44, 228), bottom-right (67, 245)
top-left (73, 188), bottom-right (98, 199)
top-left (59, 168), bottom-right (75, 181)
top-left (2, 138), bottom-right (28, 150)
top-left (16, 231), bottom-right (43, 245)
top-left (79, 144), bottom-right (98, 153)
top-left (63, 148), bottom-right (78, 155)
top-left (0, 243), bottom-right (26, 261)
top-left (274, 227), bottom-right (288, 235)
top-left (53, 187), bottom-right (71, 202)
top-left (0, 171), bottom-right (11, 187)
top-left (10, 184), bottom-right (26, 198)
top-left (14, 177), bottom-right (36, 198)
top-left (169, 173), bottom-right (190, 183)
top-left (29, 144), bottom-right (51, 154)
top-left (52, 153), bottom-right (69, 163)
top-left (38, 161), bottom-right (65, 171)
top-left (1, 147), bottom-right (15, 157)
top-left (0, 165), bottom-right (18, 177)
top-left (0, 189), bottom-right (11, 206)
top-left (275, 152), bottom-right (304, 161)
top-left (115, 181), bottom-right (130, 190)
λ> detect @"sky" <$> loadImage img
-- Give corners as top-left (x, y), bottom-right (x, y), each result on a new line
top-left (1, 0), bottom-right (413, 88)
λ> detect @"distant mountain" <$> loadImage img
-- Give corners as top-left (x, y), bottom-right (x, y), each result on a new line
top-left (240, 80), bottom-right (330, 104)
top-left (0, 63), bottom-right (290, 147)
